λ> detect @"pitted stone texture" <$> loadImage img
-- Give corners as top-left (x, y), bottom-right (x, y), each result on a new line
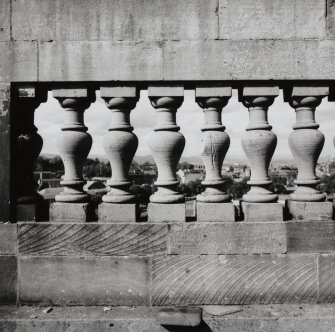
top-left (0, 42), bottom-right (38, 82)
top-left (196, 202), bottom-right (235, 222)
top-left (0, 224), bottom-right (17, 255)
top-left (19, 256), bottom-right (150, 305)
top-left (98, 203), bottom-right (139, 223)
top-left (12, 0), bottom-right (218, 41)
top-left (168, 222), bottom-right (286, 255)
top-left (0, 256), bottom-right (17, 304)
top-left (318, 254), bottom-right (335, 303)
top-left (39, 41), bottom-right (163, 81)
top-left (18, 223), bottom-right (167, 256)
top-left (287, 221), bottom-right (335, 253)
top-left (328, 0), bottom-right (335, 38)
top-left (288, 201), bottom-right (333, 221)
top-left (49, 202), bottom-right (95, 222)
top-left (0, 0), bottom-right (10, 41)
top-left (152, 254), bottom-right (317, 305)
top-left (219, 0), bottom-right (325, 40)
top-left (241, 202), bottom-right (283, 222)
top-left (148, 203), bottom-right (186, 222)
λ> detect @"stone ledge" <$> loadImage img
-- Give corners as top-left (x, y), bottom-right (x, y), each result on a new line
top-left (0, 224), bottom-right (17, 255)
top-left (1, 304), bottom-right (335, 332)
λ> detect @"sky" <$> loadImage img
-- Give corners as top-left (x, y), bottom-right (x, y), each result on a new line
top-left (35, 90), bottom-right (335, 162)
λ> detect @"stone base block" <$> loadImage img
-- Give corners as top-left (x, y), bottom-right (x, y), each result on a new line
top-left (49, 202), bottom-right (95, 222)
top-left (196, 202), bottom-right (236, 222)
top-left (287, 200), bottom-right (333, 221)
top-left (16, 201), bottom-right (49, 222)
top-left (241, 202), bottom-right (283, 222)
top-left (156, 307), bottom-right (202, 326)
top-left (148, 203), bottom-right (185, 223)
top-left (0, 256), bottom-right (17, 304)
top-left (98, 203), bottom-right (139, 222)
top-left (0, 224), bottom-right (17, 255)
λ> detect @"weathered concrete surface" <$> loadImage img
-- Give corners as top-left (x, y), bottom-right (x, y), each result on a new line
top-left (152, 254), bottom-right (317, 305)
top-left (318, 254), bottom-right (335, 302)
top-left (49, 202), bottom-right (95, 222)
top-left (0, 0), bottom-right (10, 41)
top-left (196, 203), bottom-right (236, 222)
top-left (0, 256), bottom-right (17, 304)
top-left (12, 0), bottom-right (218, 41)
top-left (219, 0), bottom-right (326, 40)
top-left (0, 84), bottom-right (11, 221)
top-left (0, 42), bottom-right (38, 82)
top-left (19, 256), bottom-right (150, 305)
top-left (148, 203), bottom-right (186, 222)
top-left (0, 224), bottom-right (17, 255)
top-left (18, 223), bottom-right (167, 256)
top-left (1, 304), bottom-right (335, 332)
top-left (287, 201), bottom-right (333, 221)
top-left (287, 221), bottom-right (335, 253)
top-left (241, 202), bottom-right (283, 222)
top-left (168, 222), bottom-right (286, 254)
top-left (98, 203), bottom-right (139, 223)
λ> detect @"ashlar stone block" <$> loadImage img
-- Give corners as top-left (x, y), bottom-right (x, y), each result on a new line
top-left (148, 203), bottom-right (186, 222)
top-left (287, 200), bottom-right (333, 221)
top-left (241, 202), bottom-right (284, 222)
top-left (49, 202), bottom-right (95, 222)
top-left (196, 202), bottom-right (236, 222)
top-left (98, 203), bottom-right (139, 223)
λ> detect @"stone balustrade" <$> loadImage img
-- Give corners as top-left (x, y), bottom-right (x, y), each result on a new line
top-left (7, 83), bottom-right (335, 223)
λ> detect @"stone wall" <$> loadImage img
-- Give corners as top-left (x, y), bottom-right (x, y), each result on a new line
top-left (1, 0), bottom-right (335, 82)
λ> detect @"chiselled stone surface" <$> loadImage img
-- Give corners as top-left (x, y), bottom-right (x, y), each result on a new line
top-left (219, 0), bottom-right (325, 40)
top-left (49, 203), bottom-right (95, 222)
top-left (0, 84), bottom-right (11, 221)
top-left (39, 41), bottom-right (164, 81)
top-left (12, 0), bottom-right (218, 41)
top-left (241, 202), bottom-right (283, 222)
top-left (152, 254), bottom-right (317, 305)
top-left (98, 203), bottom-right (139, 223)
top-left (287, 201), bottom-right (333, 221)
top-left (19, 256), bottom-right (150, 305)
top-left (168, 222), bottom-right (286, 254)
top-left (0, 224), bottom-right (17, 255)
top-left (328, 0), bottom-right (335, 38)
top-left (0, 42), bottom-right (38, 82)
top-left (0, 0), bottom-right (10, 41)
top-left (318, 254), bottom-right (335, 302)
top-left (196, 203), bottom-right (236, 222)
top-left (18, 223), bottom-right (167, 256)
top-left (148, 203), bottom-right (186, 222)
top-left (0, 256), bottom-right (17, 304)
top-left (287, 221), bottom-right (335, 253)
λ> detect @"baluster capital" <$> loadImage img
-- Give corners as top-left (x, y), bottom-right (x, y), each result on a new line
top-left (148, 84), bottom-right (184, 109)
top-left (239, 85), bottom-right (279, 109)
top-left (53, 87), bottom-right (96, 109)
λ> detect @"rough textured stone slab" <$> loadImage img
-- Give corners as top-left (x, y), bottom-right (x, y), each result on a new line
top-left (318, 254), bottom-right (335, 302)
top-left (287, 221), bottom-right (335, 253)
top-left (328, 0), bottom-right (335, 38)
top-left (0, 42), bottom-right (38, 82)
top-left (98, 203), bottom-right (139, 222)
top-left (49, 202), bottom-right (95, 222)
top-left (168, 222), bottom-right (286, 254)
top-left (18, 223), bottom-right (167, 256)
top-left (163, 40), bottom-right (335, 81)
top-left (152, 254), bottom-right (317, 305)
top-left (241, 202), bottom-right (283, 222)
top-left (0, 256), bottom-right (17, 304)
top-left (156, 307), bottom-right (202, 326)
top-left (19, 256), bottom-right (150, 305)
top-left (287, 201), bottom-right (333, 221)
top-left (12, 0), bottom-right (218, 41)
top-left (0, 84), bottom-right (11, 221)
top-left (39, 41), bottom-right (164, 81)
top-left (0, 224), bottom-right (17, 255)
top-left (0, 0), bottom-right (10, 41)
top-left (196, 202), bottom-right (236, 222)
top-left (148, 203), bottom-right (186, 222)
top-left (219, 0), bottom-right (325, 40)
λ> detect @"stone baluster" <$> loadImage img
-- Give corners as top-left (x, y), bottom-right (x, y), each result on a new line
top-left (147, 85), bottom-right (186, 222)
top-left (50, 87), bottom-right (95, 222)
top-left (13, 85), bottom-right (47, 221)
top-left (285, 85), bottom-right (332, 220)
top-left (98, 86), bottom-right (139, 222)
top-left (195, 85), bottom-right (235, 222)
top-left (240, 86), bottom-right (283, 222)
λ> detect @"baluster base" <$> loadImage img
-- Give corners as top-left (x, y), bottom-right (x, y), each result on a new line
top-left (148, 203), bottom-right (186, 222)
top-left (243, 184), bottom-right (278, 203)
top-left (50, 202), bottom-right (96, 222)
top-left (196, 202), bottom-right (236, 222)
top-left (150, 186), bottom-right (185, 204)
top-left (241, 202), bottom-right (284, 222)
top-left (197, 184), bottom-right (232, 203)
top-left (98, 203), bottom-right (139, 223)
top-left (289, 185), bottom-right (326, 202)
top-left (287, 200), bottom-right (333, 221)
